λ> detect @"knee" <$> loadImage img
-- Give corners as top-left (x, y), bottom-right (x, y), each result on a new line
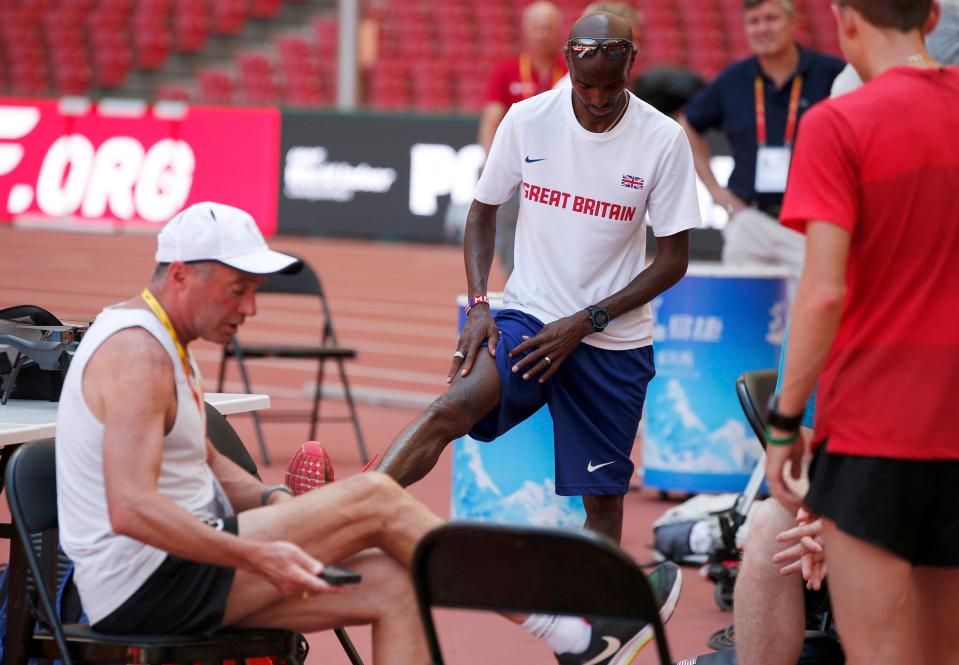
top-left (352, 471), bottom-right (405, 502)
top-left (422, 394), bottom-right (475, 439)
top-left (743, 500), bottom-right (795, 566)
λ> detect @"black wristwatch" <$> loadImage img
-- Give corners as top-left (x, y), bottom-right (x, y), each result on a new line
top-left (261, 484), bottom-right (294, 505)
top-left (766, 393), bottom-right (803, 432)
top-left (586, 305), bottom-right (611, 332)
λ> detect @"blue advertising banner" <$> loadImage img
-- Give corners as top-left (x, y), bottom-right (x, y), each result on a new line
top-left (642, 265), bottom-right (789, 493)
top-left (449, 296), bottom-right (586, 527)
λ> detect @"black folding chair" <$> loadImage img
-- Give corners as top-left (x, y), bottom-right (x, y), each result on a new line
top-left (216, 255), bottom-right (368, 466)
top-left (204, 401), bottom-right (365, 665)
top-left (4, 439), bottom-right (309, 665)
top-left (412, 522), bottom-right (673, 665)
top-left (735, 368), bottom-right (779, 450)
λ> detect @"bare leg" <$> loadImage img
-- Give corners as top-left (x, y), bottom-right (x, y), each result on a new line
top-left (234, 550), bottom-right (424, 665)
top-left (912, 566), bottom-right (959, 665)
top-left (378, 352), bottom-right (501, 487)
top-left (821, 519), bottom-right (914, 665)
top-left (734, 499), bottom-right (805, 665)
top-left (582, 495), bottom-right (624, 544)
top-left (221, 472), bottom-right (443, 665)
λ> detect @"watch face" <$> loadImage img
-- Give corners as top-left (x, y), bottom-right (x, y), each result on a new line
top-left (592, 308), bottom-right (610, 329)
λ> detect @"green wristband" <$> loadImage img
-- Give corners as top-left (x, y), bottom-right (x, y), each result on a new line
top-left (764, 426), bottom-right (800, 446)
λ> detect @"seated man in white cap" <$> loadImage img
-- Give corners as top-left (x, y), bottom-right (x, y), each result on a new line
top-left (55, 201), bottom-right (443, 663)
top-left (54, 201), bottom-right (678, 665)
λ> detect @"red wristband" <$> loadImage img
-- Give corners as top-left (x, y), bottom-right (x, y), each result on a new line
top-left (465, 295), bottom-right (489, 316)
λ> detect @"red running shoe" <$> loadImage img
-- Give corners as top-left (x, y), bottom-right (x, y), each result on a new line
top-left (284, 441), bottom-right (335, 494)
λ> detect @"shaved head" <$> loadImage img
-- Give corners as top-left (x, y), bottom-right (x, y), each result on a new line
top-left (569, 11), bottom-right (633, 42)
top-left (565, 12), bottom-right (637, 128)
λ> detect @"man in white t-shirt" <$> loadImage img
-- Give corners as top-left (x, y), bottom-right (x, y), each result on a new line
top-left (379, 12), bottom-right (701, 546)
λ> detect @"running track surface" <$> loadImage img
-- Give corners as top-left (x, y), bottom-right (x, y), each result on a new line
top-left (1, 226), bottom-right (731, 664)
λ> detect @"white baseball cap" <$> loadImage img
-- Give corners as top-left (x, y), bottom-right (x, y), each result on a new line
top-left (155, 202), bottom-right (301, 275)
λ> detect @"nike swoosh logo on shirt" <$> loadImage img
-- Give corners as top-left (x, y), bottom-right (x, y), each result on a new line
top-left (524, 156), bottom-right (546, 163)
top-left (583, 637), bottom-right (621, 665)
top-left (587, 461), bottom-right (615, 473)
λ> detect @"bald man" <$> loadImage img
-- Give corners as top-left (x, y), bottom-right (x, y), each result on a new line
top-left (478, 0), bottom-right (565, 278)
top-left (554, 2), bottom-right (644, 91)
top-left (382, 10), bottom-right (700, 554)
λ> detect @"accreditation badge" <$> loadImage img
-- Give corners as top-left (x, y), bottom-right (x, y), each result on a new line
top-left (754, 146), bottom-right (792, 193)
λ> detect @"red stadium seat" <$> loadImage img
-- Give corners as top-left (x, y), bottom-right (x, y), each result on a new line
top-left (250, 0), bottom-right (285, 20)
top-left (173, 0), bottom-right (212, 52)
top-left (198, 66), bottom-right (235, 104)
top-left (214, 0), bottom-right (248, 35)
top-left (155, 81), bottom-right (193, 101)
top-left (237, 51), bottom-right (280, 104)
top-left (312, 16), bottom-right (338, 55)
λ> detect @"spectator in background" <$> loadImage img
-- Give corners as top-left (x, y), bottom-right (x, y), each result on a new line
top-left (478, 0), bottom-right (564, 278)
top-left (679, 0), bottom-right (844, 299)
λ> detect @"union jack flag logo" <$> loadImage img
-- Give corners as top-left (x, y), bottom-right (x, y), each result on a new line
top-left (621, 174), bottom-right (644, 190)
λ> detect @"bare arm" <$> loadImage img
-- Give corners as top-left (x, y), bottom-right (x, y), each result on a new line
top-left (88, 328), bottom-right (324, 595)
top-left (206, 443), bottom-right (291, 513)
top-left (449, 200), bottom-right (501, 381)
top-left (679, 114), bottom-right (747, 213)
top-left (478, 102), bottom-right (506, 155)
top-left (511, 231), bottom-right (691, 381)
top-left (765, 221), bottom-right (850, 510)
top-left (464, 199), bottom-right (499, 301)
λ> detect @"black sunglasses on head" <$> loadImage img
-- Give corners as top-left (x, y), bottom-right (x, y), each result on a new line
top-left (565, 37), bottom-right (634, 61)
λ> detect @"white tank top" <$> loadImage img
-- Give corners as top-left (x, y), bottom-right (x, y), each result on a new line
top-left (55, 307), bottom-right (229, 623)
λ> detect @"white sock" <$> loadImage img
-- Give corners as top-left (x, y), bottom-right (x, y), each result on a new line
top-left (521, 614), bottom-right (592, 655)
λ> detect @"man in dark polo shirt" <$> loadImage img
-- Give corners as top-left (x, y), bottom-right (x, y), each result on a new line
top-left (680, 0), bottom-right (843, 297)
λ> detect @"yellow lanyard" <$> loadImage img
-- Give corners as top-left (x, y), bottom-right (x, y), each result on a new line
top-left (518, 52), bottom-right (565, 100)
top-left (755, 74), bottom-right (803, 147)
top-left (140, 288), bottom-right (203, 412)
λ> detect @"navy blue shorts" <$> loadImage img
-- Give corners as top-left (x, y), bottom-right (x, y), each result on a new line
top-left (469, 309), bottom-right (655, 496)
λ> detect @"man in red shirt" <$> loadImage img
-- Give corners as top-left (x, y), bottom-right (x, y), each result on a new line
top-left (765, 1), bottom-right (959, 663)
top-left (479, 1), bottom-right (566, 151)
top-left (478, 0), bottom-right (565, 277)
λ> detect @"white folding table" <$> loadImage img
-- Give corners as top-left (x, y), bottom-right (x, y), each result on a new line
top-left (0, 392), bottom-right (271, 446)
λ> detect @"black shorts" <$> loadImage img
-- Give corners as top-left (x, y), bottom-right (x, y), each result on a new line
top-left (92, 516), bottom-right (239, 636)
top-left (805, 442), bottom-right (959, 566)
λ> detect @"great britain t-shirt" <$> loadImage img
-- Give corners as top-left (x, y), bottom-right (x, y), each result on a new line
top-left (474, 88), bottom-right (702, 350)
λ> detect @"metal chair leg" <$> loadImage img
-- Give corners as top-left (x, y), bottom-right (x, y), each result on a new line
top-left (308, 356), bottom-right (327, 441)
top-left (334, 628), bottom-right (365, 665)
top-left (230, 336), bottom-right (271, 466)
top-left (336, 358), bottom-right (369, 464)
top-left (216, 348), bottom-right (228, 392)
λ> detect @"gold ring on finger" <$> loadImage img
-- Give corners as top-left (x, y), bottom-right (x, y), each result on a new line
top-left (544, 356), bottom-right (552, 366)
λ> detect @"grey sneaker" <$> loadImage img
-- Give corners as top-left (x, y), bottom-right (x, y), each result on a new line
top-left (556, 562), bottom-right (682, 665)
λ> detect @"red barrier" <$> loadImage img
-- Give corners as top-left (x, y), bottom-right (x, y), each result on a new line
top-left (0, 98), bottom-right (280, 234)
